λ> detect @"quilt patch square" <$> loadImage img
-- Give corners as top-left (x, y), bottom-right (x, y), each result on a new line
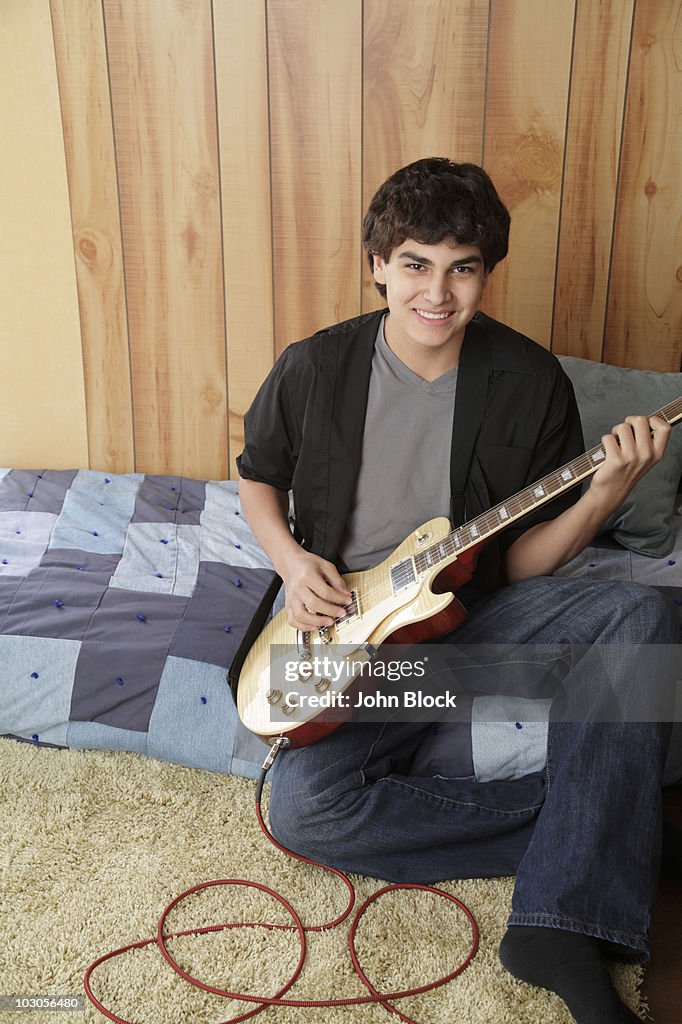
top-left (0, 469), bottom-right (77, 514)
top-left (40, 548), bottom-right (122, 575)
top-left (147, 655), bottom-right (242, 773)
top-left (0, 511), bottom-right (57, 577)
top-left (0, 634), bottom-right (80, 747)
top-left (49, 471), bottom-right (140, 554)
top-left (71, 588), bottom-right (189, 731)
top-left (0, 576), bottom-right (24, 631)
top-left (0, 566), bottom-right (109, 641)
top-left (108, 523), bottom-right (201, 596)
top-left (170, 562), bottom-right (277, 666)
top-left (132, 475), bottom-right (206, 526)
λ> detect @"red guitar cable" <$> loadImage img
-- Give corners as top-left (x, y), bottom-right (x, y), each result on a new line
top-left (84, 738), bottom-right (479, 1024)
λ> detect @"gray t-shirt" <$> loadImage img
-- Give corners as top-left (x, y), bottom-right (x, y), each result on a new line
top-left (339, 317), bottom-right (457, 571)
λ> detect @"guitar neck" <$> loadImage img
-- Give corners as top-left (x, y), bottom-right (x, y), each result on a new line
top-left (415, 394), bottom-right (682, 574)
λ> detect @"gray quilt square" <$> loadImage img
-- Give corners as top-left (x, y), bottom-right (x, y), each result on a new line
top-left (0, 575), bottom-right (26, 632)
top-left (40, 548), bottom-right (122, 574)
top-left (0, 566), bottom-right (109, 641)
top-left (170, 562), bottom-right (277, 667)
top-left (132, 475), bottom-right (206, 526)
top-left (71, 588), bottom-right (189, 731)
top-left (0, 470), bottom-right (77, 514)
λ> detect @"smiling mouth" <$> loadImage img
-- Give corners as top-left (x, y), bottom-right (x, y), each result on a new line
top-left (415, 309), bottom-right (454, 320)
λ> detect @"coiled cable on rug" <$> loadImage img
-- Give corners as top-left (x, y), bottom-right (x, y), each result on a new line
top-left (84, 737), bottom-right (479, 1024)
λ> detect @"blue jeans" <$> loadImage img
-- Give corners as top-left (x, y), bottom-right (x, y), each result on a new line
top-left (268, 577), bottom-right (680, 961)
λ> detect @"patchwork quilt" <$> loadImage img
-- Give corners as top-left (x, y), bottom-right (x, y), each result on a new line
top-left (1, 469), bottom-right (681, 784)
top-left (0, 469), bottom-right (275, 778)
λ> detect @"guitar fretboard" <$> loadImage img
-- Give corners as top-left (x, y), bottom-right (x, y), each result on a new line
top-left (414, 395), bottom-right (682, 576)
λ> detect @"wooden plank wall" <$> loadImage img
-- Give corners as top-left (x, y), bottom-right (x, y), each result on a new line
top-left (1, 0), bottom-right (680, 479)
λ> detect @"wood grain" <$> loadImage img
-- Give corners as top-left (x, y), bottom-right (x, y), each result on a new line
top-left (0, 0), bottom-right (88, 469)
top-left (604, 0), bottom-right (682, 372)
top-left (552, 0), bottom-right (634, 360)
top-left (482, 0), bottom-right (575, 348)
top-left (214, 0), bottom-right (274, 477)
top-left (362, 0), bottom-right (489, 311)
top-left (267, 0), bottom-right (363, 350)
top-left (2, 1), bottom-right (680, 477)
top-left (50, 0), bottom-right (134, 473)
top-left (103, 0), bottom-right (227, 478)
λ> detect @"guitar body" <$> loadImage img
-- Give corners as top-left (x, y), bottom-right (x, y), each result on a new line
top-left (237, 517), bottom-right (480, 746)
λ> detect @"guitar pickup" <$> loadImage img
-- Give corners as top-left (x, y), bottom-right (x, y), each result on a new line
top-left (390, 557), bottom-right (417, 593)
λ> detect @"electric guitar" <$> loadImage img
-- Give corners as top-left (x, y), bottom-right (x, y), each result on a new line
top-left (237, 395), bottom-right (682, 747)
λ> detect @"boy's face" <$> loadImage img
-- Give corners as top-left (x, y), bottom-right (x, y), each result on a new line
top-left (372, 238), bottom-right (488, 371)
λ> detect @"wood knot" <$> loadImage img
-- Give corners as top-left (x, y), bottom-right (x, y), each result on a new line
top-left (676, 266), bottom-right (682, 284)
top-left (644, 179), bottom-right (658, 198)
top-left (181, 223), bottom-right (200, 262)
top-left (202, 386), bottom-right (223, 410)
top-left (512, 132), bottom-right (562, 194)
top-left (193, 172), bottom-right (217, 199)
top-left (78, 234), bottom-right (98, 263)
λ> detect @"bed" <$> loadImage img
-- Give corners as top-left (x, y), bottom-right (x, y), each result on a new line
top-left (1, 356), bottom-right (682, 784)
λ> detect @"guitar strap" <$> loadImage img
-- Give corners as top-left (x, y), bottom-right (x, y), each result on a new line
top-left (449, 323), bottom-right (492, 527)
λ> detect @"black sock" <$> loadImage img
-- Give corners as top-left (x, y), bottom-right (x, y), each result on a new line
top-left (661, 818), bottom-right (682, 878)
top-left (499, 926), bottom-right (641, 1023)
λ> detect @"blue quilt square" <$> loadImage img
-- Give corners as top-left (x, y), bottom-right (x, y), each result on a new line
top-left (147, 655), bottom-right (242, 773)
top-left (132, 475), bottom-right (206, 526)
top-left (0, 470), bottom-right (77, 514)
top-left (49, 472), bottom-right (139, 554)
top-left (71, 588), bottom-right (189, 731)
top-left (169, 562), bottom-right (277, 667)
top-left (1, 511), bottom-right (58, 577)
top-left (0, 566), bottom-right (108, 641)
top-left (109, 523), bottom-right (200, 596)
top-left (0, 634), bottom-right (80, 747)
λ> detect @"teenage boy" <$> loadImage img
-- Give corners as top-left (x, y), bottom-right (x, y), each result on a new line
top-left (237, 158), bottom-right (679, 1024)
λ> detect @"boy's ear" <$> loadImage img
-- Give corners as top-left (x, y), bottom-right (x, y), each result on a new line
top-left (372, 252), bottom-right (387, 284)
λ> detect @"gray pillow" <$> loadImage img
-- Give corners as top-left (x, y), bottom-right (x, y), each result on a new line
top-left (557, 356), bottom-right (682, 558)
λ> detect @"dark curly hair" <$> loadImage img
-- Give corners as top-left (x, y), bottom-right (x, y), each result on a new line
top-left (363, 158), bottom-right (510, 297)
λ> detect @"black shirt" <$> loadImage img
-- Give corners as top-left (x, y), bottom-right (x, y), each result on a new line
top-left (237, 309), bottom-right (584, 592)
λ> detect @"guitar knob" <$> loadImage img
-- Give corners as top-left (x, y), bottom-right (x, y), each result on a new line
top-left (281, 702), bottom-right (297, 716)
top-left (315, 678), bottom-right (331, 693)
top-left (298, 662), bottom-right (313, 681)
top-left (266, 689), bottom-right (282, 705)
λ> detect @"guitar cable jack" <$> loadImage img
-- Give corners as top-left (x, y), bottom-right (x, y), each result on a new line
top-left (261, 735), bottom-right (291, 773)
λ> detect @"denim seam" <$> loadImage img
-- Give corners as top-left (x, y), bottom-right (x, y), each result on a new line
top-left (383, 777), bottom-right (543, 817)
top-left (506, 912), bottom-right (648, 955)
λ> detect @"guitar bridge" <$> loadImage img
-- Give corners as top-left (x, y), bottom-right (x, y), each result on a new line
top-left (334, 589), bottom-right (359, 633)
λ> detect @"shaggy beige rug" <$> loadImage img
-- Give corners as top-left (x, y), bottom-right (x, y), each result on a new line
top-left (0, 739), bottom-right (644, 1024)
